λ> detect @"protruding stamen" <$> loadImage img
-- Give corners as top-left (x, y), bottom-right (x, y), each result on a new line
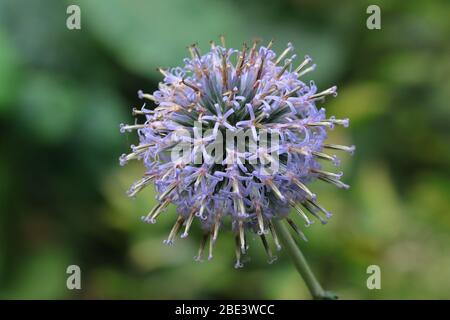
top-left (255, 203), bottom-right (266, 235)
top-left (127, 175), bottom-right (155, 197)
top-left (232, 180), bottom-right (246, 217)
top-left (291, 177), bottom-right (316, 200)
top-left (311, 168), bottom-right (343, 179)
top-left (181, 209), bottom-right (196, 238)
top-left (138, 90), bottom-right (156, 101)
top-left (305, 121), bottom-right (335, 129)
top-left (269, 221), bottom-right (282, 251)
top-left (265, 180), bottom-right (286, 202)
top-left (312, 151), bottom-right (339, 166)
top-left (158, 181), bottom-right (179, 201)
top-left (221, 51), bottom-right (229, 90)
top-left (260, 233), bottom-right (277, 264)
top-left (189, 43), bottom-right (202, 60)
top-left (305, 199), bottom-right (333, 222)
top-left (297, 64), bottom-right (316, 77)
top-left (157, 68), bottom-right (168, 77)
top-left (196, 203), bottom-right (207, 220)
top-left (294, 55), bottom-right (312, 73)
top-left (249, 39), bottom-right (259, 63)
top-left (323, 144), bottom-right (356, 155)
top-left (308, 86), bottom-right (337, 100)
top-left (276, 59), bottom-right (292, 79)
top-left (302, 203), bottom-right (327, 224)
top-left (194, 233), bottom-right (209, 262)
top-left (141, 199), bottom-right (170, 224)
top-left (253, 53), bottom-right (267, 88)
top-left (132, 108), bottom-right (151, 116)
top-left (275, 43), bottom-right (293, 65)
top-left (289, 199), bottom-right (314, 227)
top-left (119, 150), bottom-right (145, 166)
top-left (120, 123), bottom-right (146, 133)
top-left (286, 218), bottom-right (308, 242)
top-left (318, 175), bottom-right (350, 189)
top-left (235, 43), bottom-right (248, 76)
top-left (238, 220), bottom-right (246, 253)
top-left (163, 215), bottom-right (184, 245)
top-left (329, 117), bottom-right (349, 127)
top-left (220, 35), bottom-right (226, 47)
top-left (181, 78), bottom-right (201, 93)
top-left (283, 85), bottom-right (303, 98)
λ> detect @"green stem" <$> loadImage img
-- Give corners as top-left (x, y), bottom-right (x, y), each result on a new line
top-left (272, 219), bottom-right (337, 300)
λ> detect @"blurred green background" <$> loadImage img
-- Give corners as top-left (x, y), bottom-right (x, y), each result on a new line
top-left (0, 0), bottom-right (449, 299)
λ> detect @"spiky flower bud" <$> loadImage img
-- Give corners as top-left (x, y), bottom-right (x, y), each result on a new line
top-left (120, 39), bottom-right (354, 267)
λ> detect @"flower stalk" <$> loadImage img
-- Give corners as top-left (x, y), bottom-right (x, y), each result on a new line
top-left (272, 219), bottom-right (337, 300)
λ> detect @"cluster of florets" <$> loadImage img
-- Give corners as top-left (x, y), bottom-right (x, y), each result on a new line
top-left (120, 39), bottom-right (354, 267)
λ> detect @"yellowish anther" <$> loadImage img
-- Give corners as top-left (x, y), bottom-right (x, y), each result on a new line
top-left (249, 39), bottom-right (259, 63)
top-left (221, 52), bottom-right (229, 90)
top-left (157, 68), bottom-right (168, 77)
top-left (236, 43), bottom-right (248, 76)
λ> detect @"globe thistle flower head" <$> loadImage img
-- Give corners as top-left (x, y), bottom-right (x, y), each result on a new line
top-left (120, 38), bottom-right (354, 267)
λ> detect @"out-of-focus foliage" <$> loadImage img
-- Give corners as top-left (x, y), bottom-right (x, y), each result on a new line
top-left (0, 0), bottom-right (448, 299)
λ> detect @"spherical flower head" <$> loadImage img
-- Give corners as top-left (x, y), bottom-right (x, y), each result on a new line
top-left (120, 39), bottom-right (355, 267)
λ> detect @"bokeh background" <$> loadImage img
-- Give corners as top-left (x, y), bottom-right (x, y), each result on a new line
top-left (0, 0), bottom-right (449, 299)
